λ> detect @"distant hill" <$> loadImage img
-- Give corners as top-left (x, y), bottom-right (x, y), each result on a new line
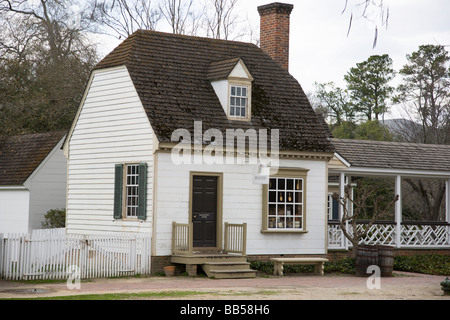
top-left (381, 118), bottom-right (422, 142)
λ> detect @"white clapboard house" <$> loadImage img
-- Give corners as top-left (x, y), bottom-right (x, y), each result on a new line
top-left (63, 3), bottom-right (337, 277)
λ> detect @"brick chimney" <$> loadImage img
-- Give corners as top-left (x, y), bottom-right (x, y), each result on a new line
top-left (258, 2), bottom-right (294, 71)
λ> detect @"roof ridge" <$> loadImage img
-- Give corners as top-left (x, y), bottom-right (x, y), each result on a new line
top-left (94, 30), bottom-right (142, 71)
top-left (331, 138), bottom-right (450, 148)
top-left (133, 29), bottom-right (258, 47)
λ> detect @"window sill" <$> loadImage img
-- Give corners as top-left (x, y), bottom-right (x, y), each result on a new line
top-left (261, 229), bottom-right (308, 234)
top-left (113, 218), bottom-right (145, 223)
top-left (227, 116), bottom-right (251, 122)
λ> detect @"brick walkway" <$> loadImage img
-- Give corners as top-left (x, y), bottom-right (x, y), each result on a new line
top-left (0, 271), bottom-right (448, 300)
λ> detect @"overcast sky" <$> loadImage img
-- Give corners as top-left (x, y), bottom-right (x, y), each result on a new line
top-left (99, 0), bottom-right (450, 119)
top-left (251, 1), bottom-right (449, 89)
top-left (240, 0), bottom-right (450, 119)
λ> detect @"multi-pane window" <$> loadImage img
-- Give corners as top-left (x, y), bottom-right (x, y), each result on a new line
top-left (230, 85), bottom-right (248, 118)
top-left (125, 164), bottom-right (140, 217)
top-left (114, 163), bottom-right (147, 220)
top-left (268, 177), bottom-right (304, 230)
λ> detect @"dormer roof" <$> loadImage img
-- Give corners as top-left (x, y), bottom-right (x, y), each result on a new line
top-left (207, 58), bottom-right (241, 81)
top-left (207, 58), bottom-right (253, 81)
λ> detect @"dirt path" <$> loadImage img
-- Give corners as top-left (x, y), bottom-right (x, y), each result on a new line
top-left (0, 271), bottom-right (448, 300)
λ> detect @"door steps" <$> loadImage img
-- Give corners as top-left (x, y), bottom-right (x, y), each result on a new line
top-left (171, 253), bottom-right (257, 279)
top-left (201, 261), bottom-right (256, 279)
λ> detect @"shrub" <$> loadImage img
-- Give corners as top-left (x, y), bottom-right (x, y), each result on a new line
top-left (249, 258), bottom-right (356, 275)
top-left (41, 208), bottom-right (66, 228)
top-left (394, 255), bottom-right (450, 276)
top-left (250, 255), bottom-right (449, 276)
top-left (325, 258), bottom-right (355, 274)
top-left (249, 261), bottom-right (274, 274)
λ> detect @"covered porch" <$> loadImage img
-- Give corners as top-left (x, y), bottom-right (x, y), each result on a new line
top-left (328, 139), bottom-right (450, 251)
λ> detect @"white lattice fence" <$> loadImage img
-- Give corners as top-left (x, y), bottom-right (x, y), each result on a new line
top-left (358, 224), bottom-right (397, 246)
top-left (401, 224), bottom-right (449, 247)
top-left (328, 222), bottom-right (450, 249)
top-left (327, 223), bottom-right (345, 248)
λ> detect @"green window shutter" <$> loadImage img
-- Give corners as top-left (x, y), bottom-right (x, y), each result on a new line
top-left (138, 162), bottom-right (148, 220)
top-left (114, 164), bottom-right (123, 220)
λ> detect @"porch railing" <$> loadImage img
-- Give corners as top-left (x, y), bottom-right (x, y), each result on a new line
top-left (328, 220), bottom-right (450, 249)
top-left (172, 222), bottom-right (247, 256)
top-left (172, 222), bottom-right (193, 255)
top-left (224, 223), bottom-right (247, 255)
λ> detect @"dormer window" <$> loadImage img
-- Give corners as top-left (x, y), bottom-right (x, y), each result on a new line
top-left (208, 58), bottom-right (253, 121)
top-left (230, 85), bottom-right (248, 118)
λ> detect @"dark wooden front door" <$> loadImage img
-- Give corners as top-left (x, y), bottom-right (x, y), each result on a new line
top-left (192, 176), bottom-right (218, 248)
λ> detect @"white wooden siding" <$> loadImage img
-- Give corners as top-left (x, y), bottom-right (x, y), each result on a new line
top-left (27, 140), bottom-right (67, 230)
top-left (154, 152), bottom-right (329, 256)
top-left (0, 189), bottom-right (30, 233)
top-left (66, 66), bottom-right (154, 235)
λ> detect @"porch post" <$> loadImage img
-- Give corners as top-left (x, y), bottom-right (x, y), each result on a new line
top-left (339, 172), bottom-right (348, 249)
top-left (446, 179), bottom-right (450, 223)
top-left (395, 175), bottom-right (402, 248)
top-left (446, 179), bottom-right (450, 245)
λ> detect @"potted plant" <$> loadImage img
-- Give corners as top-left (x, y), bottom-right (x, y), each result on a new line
top-left (163, 265), bottom-right (175, 277)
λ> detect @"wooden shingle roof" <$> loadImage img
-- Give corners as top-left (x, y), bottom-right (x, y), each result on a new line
top-left (0, 131), bottom-right (66, 186)
top-left (331, 138), bottom-right (450, 172)
top-left (94, 30), bottom-right (334, 153)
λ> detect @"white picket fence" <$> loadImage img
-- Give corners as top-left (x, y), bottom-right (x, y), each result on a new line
top-left (0, 229), bottom-right (152, 281)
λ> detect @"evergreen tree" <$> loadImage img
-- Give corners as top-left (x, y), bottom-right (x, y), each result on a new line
top-left (344, 54), bottom-right (395, 121)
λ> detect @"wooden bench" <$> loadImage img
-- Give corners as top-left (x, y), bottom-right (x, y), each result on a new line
top-left (271, 258), bottom-right (329, 276)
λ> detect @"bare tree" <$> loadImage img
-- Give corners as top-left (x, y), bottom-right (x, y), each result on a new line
top-left (0, 14), bottom-right (37, 62)
top-left (204, 0), bottom-right (239, 40)
top-left (0, 0), bottom-right (97, 135)
top-left (333, 181), bottom-right (399, 258)
top-left (0, 0), bottom-right (94, 62)
top-left (159, 0), bottom-right (204, 35)
top-left (89, 0), bottom-right (162, 38)
top-left (88, 0), bottom-right (253, 41)
top-left (403, 178), bottom-right (446, 222)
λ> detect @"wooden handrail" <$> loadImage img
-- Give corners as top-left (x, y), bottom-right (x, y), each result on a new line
top-left (224, 222), bottom-right (247, 256)
top-left (172, 222), bottom-right (193, 255)
top-left (172, 221), bottom-right (248, 256)
top-left (328, 220), bottom-right (450, 226)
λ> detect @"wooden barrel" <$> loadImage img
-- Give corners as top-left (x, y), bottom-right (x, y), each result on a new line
top-left (355, 245), bottom-right (378, 277)
top-left (377, 245), bottom-right (394, 277)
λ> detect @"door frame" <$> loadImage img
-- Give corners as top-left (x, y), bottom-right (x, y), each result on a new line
top-left (189, 172), bottom-right (223, 251)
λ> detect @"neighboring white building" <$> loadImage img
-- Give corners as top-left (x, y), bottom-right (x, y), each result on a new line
top-left (0, 131), bottom-right (67, 233)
